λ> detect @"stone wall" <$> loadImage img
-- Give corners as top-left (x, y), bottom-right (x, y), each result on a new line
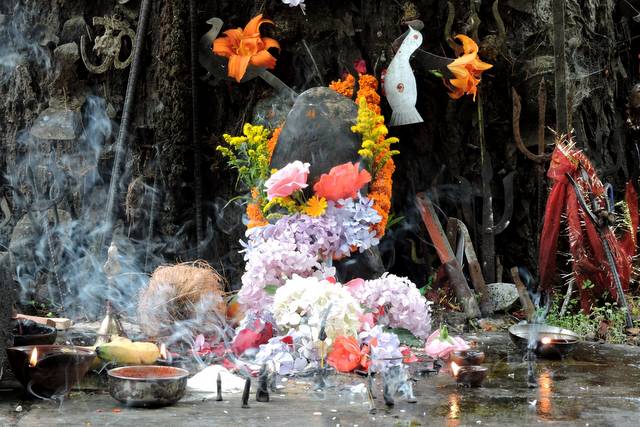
top-left (0, 252), bottom-right (16, 376)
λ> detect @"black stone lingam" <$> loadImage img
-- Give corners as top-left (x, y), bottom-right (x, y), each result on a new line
top-left (270, 86), bottom-right (384, 281)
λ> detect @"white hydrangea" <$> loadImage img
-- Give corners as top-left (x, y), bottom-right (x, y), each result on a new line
top-left (273, 275), bottom-right (362, 340)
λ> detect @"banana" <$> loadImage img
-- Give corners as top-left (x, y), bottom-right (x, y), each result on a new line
top-left (96, 340), bottom-right (160, 365)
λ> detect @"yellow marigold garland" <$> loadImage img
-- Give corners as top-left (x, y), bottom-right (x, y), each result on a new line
top-left (247, 127), bottom-right (281, 228)
top-left (354, 74), bottom-right (397, 237)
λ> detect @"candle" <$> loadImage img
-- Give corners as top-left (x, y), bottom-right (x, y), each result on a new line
top-left (29, 347), bottom-right (38, 367)
top-left (159, 343), bottom-right (171, 362)
top-left (451, 361), bottom-right (461, 377)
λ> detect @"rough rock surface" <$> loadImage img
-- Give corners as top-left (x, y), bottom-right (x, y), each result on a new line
top-left (486, 282), bottom-right (520, 312)
top-left (0, 251), bottom-right (16, 374)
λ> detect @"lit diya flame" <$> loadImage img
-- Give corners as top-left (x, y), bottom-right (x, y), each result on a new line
top-left (541, 336), bottom-right (552, 345)
top-left (451, 361), bottom-right (461, 377)
top-left (29, 347), bottom-right (38, 367)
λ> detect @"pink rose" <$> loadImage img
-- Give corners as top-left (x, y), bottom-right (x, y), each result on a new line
top-left (424, 327), bottom-right (469, 359)
top-left (345, 278), bottom-right (365, 295)
top-left (265, 161), bottom-right (310, 200)
top-left (313, 162), bottom-right (371, 201)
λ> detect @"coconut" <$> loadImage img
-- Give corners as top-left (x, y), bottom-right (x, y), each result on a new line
top-left (137, 261), bottom-right (227, 338)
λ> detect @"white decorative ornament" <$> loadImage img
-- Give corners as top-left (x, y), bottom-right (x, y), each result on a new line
top-left (282, 0), bottom-right (306, 14)
top-left (384, 27), bottom-right (424, 126)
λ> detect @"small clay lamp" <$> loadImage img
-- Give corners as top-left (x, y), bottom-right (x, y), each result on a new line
top-left (450, 349), bottom-right (485, 367)
top-left (451, 361), bottom-right (488, 388)
top-left (12, 319), bottom-right (57, 346)
top-left (6, 345), bottom-right (96, 398)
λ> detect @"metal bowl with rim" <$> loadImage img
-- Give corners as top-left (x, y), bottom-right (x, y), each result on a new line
top-left (107, 365), bottom-right (189, 407)
top-left (508, 324), bottom-right (580, 359)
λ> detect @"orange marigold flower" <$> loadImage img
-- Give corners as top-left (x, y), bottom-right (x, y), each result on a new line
top-left (369, 157), bottom-right (395, 236)
top-left (213, 14), bottom-right (280, 82)
top-left (446, 34), bottom-right (492, 101)
top-left (356, 74), bottom-right (381, 114)
top-left (247, 187), bottom-right (268, 228)
top-left (329, 74), bottom-right (355, 98)
top-left (247, 202), bottom-right (268, 228)
top-left (267, 127), bottom-right (281, 161)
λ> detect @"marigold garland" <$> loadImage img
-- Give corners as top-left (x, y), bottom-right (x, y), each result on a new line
top-left (247, 188), bottom-right (268, 229)
top-left (267, 126), bottom-right (281, 162)
top-left (329, 74), bottom-right (355, 98)
top-left (355, 74), bottom-right (381, 115)
top-left (247, 128), bottom-right (281, 228)
top-left (354, 74), bottom-right (395, 237)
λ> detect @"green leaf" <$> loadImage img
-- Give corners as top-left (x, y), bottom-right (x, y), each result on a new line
top-left (264, 285), bottom-right (278, 295)
top-left (388, 328), bottom-right (423, 347)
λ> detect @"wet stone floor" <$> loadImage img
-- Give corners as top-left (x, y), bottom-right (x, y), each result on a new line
top-left (1, 332), bottom-right (639, 426)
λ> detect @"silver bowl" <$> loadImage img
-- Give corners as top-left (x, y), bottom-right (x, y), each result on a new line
top-left (508, 324), bottom-right (580, 359)
top-left (107, 365), bottom-right (189, 407)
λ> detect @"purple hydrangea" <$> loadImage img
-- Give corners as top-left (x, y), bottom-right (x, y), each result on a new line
top-left (354, 274), bottom-right (432, 339)
top-left (238, 197), bottom-right (381, 313)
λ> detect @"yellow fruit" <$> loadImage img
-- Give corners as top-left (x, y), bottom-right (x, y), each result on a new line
top-left (96, 340), bottom-right (160, 365)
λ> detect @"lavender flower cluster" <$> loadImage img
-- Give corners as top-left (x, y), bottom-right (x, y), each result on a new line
top-left (357, 273), bottom-right (432, 339)
top-left (238, 197), bottom-right (381, 313)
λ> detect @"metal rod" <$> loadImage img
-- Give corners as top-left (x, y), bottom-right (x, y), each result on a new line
top-left (189, 0), bottom-right (204, 258)
top-left (552, 0), bottom-right (569, 134)
top-left (102, 0), bottom-right (153, 251)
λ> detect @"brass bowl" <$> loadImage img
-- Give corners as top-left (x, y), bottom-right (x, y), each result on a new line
top-left (107, 365), bottom-right (189, 407)
top-left (6, 345), bottom-right (96, 398)
top-left (508, 324), bottom-right (580, 359)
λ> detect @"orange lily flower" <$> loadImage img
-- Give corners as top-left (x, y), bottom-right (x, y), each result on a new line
top-left (446, 34), bottom-right (492, 100)
top-left (213, 15), bottom-right (280, 82)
